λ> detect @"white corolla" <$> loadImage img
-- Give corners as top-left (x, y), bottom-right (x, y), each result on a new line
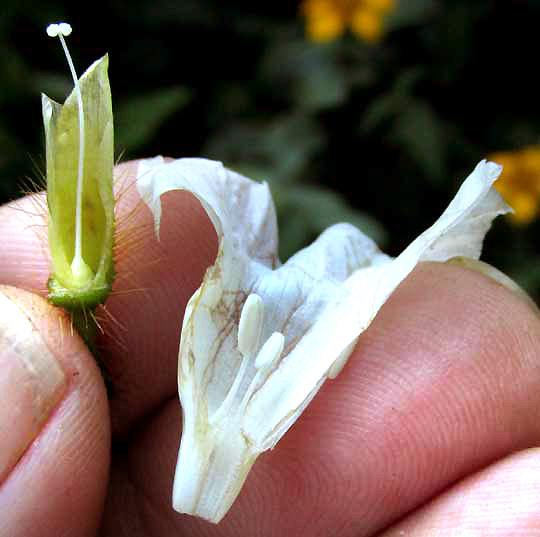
top-left (137, 157), bottom-right (510, 523)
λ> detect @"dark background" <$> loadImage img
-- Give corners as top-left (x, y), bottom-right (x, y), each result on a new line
top-left (2, 0), bottom-right (540, 299)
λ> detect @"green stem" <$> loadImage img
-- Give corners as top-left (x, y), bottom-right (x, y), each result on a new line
top-left (70, 307), bottom-right (112, 390)
top-left (70, 307), bottom-right (98, 353)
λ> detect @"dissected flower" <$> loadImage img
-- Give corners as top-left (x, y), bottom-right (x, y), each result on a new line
top-left (300, 0), bottom-right (396, 43)
top-left (490, 146), bottom-right (540, 225)
top-left (137, 157), bottom-right (509, 523)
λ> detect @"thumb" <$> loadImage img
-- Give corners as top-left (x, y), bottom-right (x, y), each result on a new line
top-left (0, 286), bottom-right (110, 537)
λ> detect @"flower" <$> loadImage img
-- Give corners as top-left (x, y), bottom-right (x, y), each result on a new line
top-left (300, 0), bottom-right (396, 43)
top-left (43, 24), bottom-right (115, 310)
top-left (136, 157), bottom-right (509, 523)
top-left (490, 146), bottom-right (540, 225)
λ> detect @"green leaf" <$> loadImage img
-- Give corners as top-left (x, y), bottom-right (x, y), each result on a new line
top-left (385, 0), bottom-right (440, 30)
top-left (115, 86), bottom-right (191, 152)
top-left (360, 93), bottom-right (398, 133)
top-left (205, 114), bottom-right (325, 184)
top-left (272, 183), bottom-right (386, 260)
top-left (392, 99), bottom-right (446, 183)
top-left (260, 40), bottom-right (349, 111)
top-left (259, 115), bottom-right (325, 181)
top-left (359, 67), bottom-right (424, 133)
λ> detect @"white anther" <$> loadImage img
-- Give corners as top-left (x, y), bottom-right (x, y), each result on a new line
top-left (327, 338), bottom-right (358, 379)
top-left (46, 22), bottom-right (72, 37)
top-left (238, 294), bottom-right (264, 355)
top-left (46, 24), bottom-right (59, 37)
top-left (255, 332), bottom-right (284, 370)
top-left (59, 23), bottom-right (72, 35)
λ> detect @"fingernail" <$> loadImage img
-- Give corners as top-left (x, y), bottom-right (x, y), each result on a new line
top-left (0, 291), bottom-right (67, 483)
top-left (446, 256), bottom-right (540, 314)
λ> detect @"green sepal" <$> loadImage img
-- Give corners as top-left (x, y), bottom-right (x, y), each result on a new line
top-left (47, 276), bottom-right (112, 310)
top-left (43, 54), bottom-right (114, 309)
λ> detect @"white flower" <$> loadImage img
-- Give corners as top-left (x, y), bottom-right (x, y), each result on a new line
top-left (137, 157), bottom-right (510, 523)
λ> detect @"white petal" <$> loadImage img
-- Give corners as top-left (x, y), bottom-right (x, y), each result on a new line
top-left (243, 160), bottom-right (511, 451)
top-left (136, 157), bottom-right (510, 523)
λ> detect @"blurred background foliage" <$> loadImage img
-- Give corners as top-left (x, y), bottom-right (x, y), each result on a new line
top-left (2, 0), bottom-right (540, 300)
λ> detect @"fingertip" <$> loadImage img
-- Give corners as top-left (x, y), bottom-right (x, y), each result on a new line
top-left (381, 448), bottom-right (540, 536)
top-left (0, 192), bottom-right (49, 293)
top-left (0, 286), bottom-right (110, 537)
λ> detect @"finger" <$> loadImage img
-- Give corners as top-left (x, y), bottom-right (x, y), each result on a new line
top-left (95, 161), bottom-right (217, 434)
top-left (100, 263), bottom-right (540, 537)
top-left (0, 286), bottom-right (109, 537)
top-left (380, 448), bottom-right (540, 536)
top-left (0, 161), bottom-right (218, 435)
top-left (0, 191), bottom-right (49, 294)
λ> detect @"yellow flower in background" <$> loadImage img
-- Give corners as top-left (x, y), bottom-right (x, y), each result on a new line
top-left (300, 0), bottom-right (396, 43)
top-left (490, 147), bottom-right (540, 225)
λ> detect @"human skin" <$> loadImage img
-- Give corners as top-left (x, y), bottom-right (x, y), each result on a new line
top-left (0, 160), bottom-right (539, 537)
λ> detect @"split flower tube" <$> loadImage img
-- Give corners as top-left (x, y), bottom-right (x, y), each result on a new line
top-left (137, 157), bottom-right (510, 523)
top-left (43, 23), bottom-right (114, 311)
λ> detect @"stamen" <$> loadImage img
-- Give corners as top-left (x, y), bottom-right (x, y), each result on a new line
top-left (255, 331), bottom-right (284, 370)
top-left (208, 354), bottom-right (249, 425)
top-left (239, 331), bottom-right (284, 412)
top-left (209, 293), bottom-right (265, 425)
top-left (46, 23), bottom-right (72, 37)
top-left (47, 22), bottom-right (91, 283)
top-left (237, 293), bottom-right (264, 355)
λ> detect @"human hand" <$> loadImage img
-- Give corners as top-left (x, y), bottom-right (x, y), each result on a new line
top-left (1, 160), bottom-right (539, 537)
